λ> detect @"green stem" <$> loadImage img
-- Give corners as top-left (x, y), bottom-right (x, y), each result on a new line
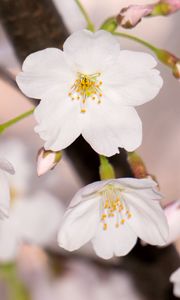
top-left (99, 155), bottom-right (115, 180)
top-left (113, 31), bottom-right (158, 53)
top-left (0, 108), bottom-right (34, 134)
top-left (75, 0), bottom-right (95, 32)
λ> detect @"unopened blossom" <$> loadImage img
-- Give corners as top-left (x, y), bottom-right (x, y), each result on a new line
top-left (0, 158), bottom-right (14, 219)
top-left (16, 30), bottom-right (163, 157)
top-left (117, 5), bottom-right (153, 28)
top-left (58, 178), bottom-right (168, 259)
top-left (151, 0), bottom-right (180, 16)
top-left (164, 200), bottom-right (180, 245)
top-left (156, 48), bottom-right (180, 80)
top-left (170, 268), bottom-right (180, 298)
top-left (37, 147), bottom-right (62, 176)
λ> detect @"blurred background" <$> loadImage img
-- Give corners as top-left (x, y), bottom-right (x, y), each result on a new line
top-left (0, 0), bottom-right (180, 299)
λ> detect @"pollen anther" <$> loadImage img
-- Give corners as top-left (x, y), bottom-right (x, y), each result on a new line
top-left (68, 72), bottom-right (103, 113)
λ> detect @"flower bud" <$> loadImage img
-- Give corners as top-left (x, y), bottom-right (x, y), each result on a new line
top-left (151, 0), bottom-right (180, 16)
top-left (164, 200), bottom-right (180, 245)
top-left (117, 5), bottom-right (153, 28)
top-left (156, 48), bottom-right (180, 79)
top-left (37, 148), bottom-right (62, 176)
top-left (100, 17), bottom-right (118, 32)
top-left (127, 152), bottom-right (148, 179)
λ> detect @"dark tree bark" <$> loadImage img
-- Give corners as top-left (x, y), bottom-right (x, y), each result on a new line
top-left (0, 0), bottom-right (68, 61)
top-left (0, 1), bottom-right (179, 299)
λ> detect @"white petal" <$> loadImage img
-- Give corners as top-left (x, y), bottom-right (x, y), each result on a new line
top-left (82, 103), bottom-right (142, 156)
top-left (0, 219), bottom-right (19, 262)
top-left (165, 200), bottom-right (180, 245)
top-left (58, 197), bottom-right (99, 251)
top-left (13, 191), bottom-right (63, 246)
top-left (16, 48), bottom-right (73, 99)
top-left (116, 177), bottom-right (158, 189)
top-left (170, 268), bottom-right (180, 298)
top-left (34, 96), bottom-right (83, 151)
top-left (92, 220), bottom-right (137, 259)
top-left (0, 171), bottom-right (10, 219)
top-left (170, 268), bottom-right (180, 282)
top-left (0, 158), bottom-right (15, 174)
top-left (103, 51), bottom-right (163, 106)
top-left (69, 180), bottom-right (108, 207)
top-left (124, 191), bottom-right (169, 245)
top-left (63, 30), bottom-right (120, 73)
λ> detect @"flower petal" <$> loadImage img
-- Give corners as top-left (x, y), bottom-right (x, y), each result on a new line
top-left (170, 268), bottom-right (180, 298)
top-left (13, 191), bottom-right (63, 246)
top-left (16, 48), bottom-right (73, 99)
top-left (116, 177), bottom-right (158, 189)
top-left (82, 103), bottom-right (142, 156)
top-left (58, 197), bottom-right (99, 251)
top-left (63, 30), bottom-right (120, 73)
top-left (103, 51), bottom-right (163, 106)
top-left (69, 180), bottom-right (108, 207)
top-left (92, 220), bottom-right (137, 259)
top-left (34, 96), bottom-right (83, 151)
top-left (0, 170), bottom-right (10, 219)
top-left (0, 219), bottom-right (19, 262)
top-left (0, 158), bottom-right (15, 175)
top-left (124, 191), bottom-right (169, 245)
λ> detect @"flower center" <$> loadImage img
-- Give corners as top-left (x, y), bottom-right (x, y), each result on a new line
top-left (100, 185), bottom-right (132, 231)
top-left (68, 72), bottom-right (103, 113)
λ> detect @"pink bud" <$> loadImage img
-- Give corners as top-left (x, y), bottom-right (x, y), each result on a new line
top-left (161, 0), bottom-right (180, 13)
top-left (151, 0), bottom-right (180, 15)
top-left (117, 5), bottom-right (153, 28)
top-left (37, 148), bottom-right (62, 176)
top-left (164, 200), bottom-right (180, 245)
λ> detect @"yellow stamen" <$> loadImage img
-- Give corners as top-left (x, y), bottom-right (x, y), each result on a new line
top-left (68, 72), bottom-right (103, 113)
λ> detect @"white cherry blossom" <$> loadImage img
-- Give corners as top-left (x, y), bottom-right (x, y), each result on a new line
top-left (58, 178), bottom-right (168, 259)
top-left (16, 30), bottom-right (163, 157)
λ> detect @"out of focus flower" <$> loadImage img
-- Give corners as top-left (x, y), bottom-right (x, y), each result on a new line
top-left (54, 260), bottom-right (143, 300)
top-left (164, 200), bottom-right (180, 245)
top-left (0, 158), bottom-right (14, 219)
top-left (170, 268), bottom-right (180, 298)
top-left (0, 139), bottom-right (32, 196)
top-left (117, 5), bottom-right (153, 28)
top-left (58, 178), bottom-right (168, 259)
top-left (37, 148), bottom-right (62, 176)
top-left (151, 0), bottom-right (180, 16)
top-left (16, 30), bottom-right (163, 157)
top-left (117, 0), bottom-right (180, 29)
top-left (0, 191), bottom-right (64, 262)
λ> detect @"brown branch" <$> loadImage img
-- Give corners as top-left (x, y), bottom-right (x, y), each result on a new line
top-left (0, 0), bottom-right (68, 61)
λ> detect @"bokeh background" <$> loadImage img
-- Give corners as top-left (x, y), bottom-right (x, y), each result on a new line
top-left (0, 1), bottom-right (179, 300)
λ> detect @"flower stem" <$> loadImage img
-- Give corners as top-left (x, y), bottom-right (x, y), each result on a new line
top-left (113, 31), bottom-right (158, 53)
top-left (99, 155), bottom-right (116, 180)
top-left (75, 0), bottom-right (95, 32)
top-left (0, 108), bottom-right (34, 134)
